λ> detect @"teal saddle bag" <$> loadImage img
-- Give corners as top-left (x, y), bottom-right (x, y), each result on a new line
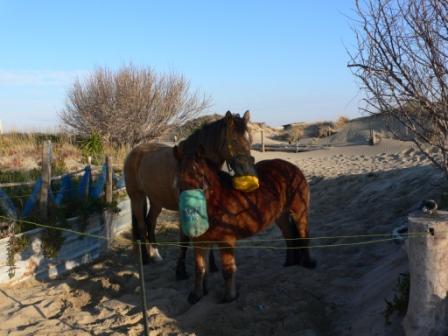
top-left (178, 189), bottom-right (209, 237)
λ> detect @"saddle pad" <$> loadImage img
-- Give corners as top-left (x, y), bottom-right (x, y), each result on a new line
top-left (179, 189), bottom-right (209, 238)
top-left (232, 175), bottom-right (260, 192)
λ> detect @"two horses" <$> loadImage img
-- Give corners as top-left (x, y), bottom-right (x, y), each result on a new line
top-left (124, 111), bottom-right (256, 264)
top-left (174, 146), bottom-right (316, 304)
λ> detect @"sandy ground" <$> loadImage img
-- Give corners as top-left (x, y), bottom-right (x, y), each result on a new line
top-left (1, 139), bottom-right (446, 335)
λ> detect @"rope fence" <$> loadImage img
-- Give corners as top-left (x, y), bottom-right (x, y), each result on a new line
top-left (0, 214), bottom-right (427, 250)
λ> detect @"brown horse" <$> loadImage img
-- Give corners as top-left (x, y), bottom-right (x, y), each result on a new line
top-left (174, 147), bottom-right (316, 304)
top-left (124, 111), bottom-right (256, 265)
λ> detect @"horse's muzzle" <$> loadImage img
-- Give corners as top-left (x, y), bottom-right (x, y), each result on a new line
top-left (228, 154), bottom-right (259, 192)
top-left (232, 175), bottom-right (259, 192)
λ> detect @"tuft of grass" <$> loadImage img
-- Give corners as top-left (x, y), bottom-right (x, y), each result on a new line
top-left (383, 272), bottom-right (410, 325)
top-left (78, 132), bottom-right (104, 165)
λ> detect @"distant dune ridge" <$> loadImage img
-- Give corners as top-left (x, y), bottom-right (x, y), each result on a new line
top-left (163, 112), bottom-right (410, 148)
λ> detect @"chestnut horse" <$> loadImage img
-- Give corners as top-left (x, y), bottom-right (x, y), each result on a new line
top-left (174, 148), bottom-right (316, 304)
top-left (124, 111), bottom-right (256, 264)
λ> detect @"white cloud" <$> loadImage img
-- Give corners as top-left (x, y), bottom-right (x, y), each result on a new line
top-left (0, 69), bottom-right (88, 86)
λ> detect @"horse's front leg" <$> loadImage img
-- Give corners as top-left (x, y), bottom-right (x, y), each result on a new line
top-left (219, 242), bottom-right (237, 303)
top-left (188, 242), bottom-right (210, 304)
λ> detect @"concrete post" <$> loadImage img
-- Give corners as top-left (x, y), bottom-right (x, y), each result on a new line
top-left (403, 211), bottom-right (448, 336)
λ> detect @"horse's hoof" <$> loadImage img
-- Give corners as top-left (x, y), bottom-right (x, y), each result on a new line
top-left (188, 292), bottom-right (202, 305)
top-left (221, 292), bottom-right (238, 303)
top-left (283, 259), bottom-right (296, 267)
top-left (302, 258), bottom-right (317, 269)
top-left (149, 250), bottom-right (163, 263)
top-left (176, 271), bottom-right (189, 281)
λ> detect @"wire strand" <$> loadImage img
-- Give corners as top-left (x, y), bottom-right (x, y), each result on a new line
top-left (0, 215), bottom-right (429, 251)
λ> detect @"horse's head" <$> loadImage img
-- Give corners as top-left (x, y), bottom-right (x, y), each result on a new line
top-left (221, 110), bottom-right (251, 162)
top-left (221, 111), bottom-right (258, 178)
top-left (173, 145), bottom-right (213, 192)
top-left (176, 110), bottom-right (259, 192)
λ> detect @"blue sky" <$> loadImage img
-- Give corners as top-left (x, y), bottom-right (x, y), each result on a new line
top-left (0, 0), bottom-right (362, 130)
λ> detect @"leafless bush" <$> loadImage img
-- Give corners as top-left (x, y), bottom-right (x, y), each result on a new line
top-left (316, 122), bottom-right (335, 138)
top-left (60, 65), bottom-right (211, 146)
top-left (335, 116), bottom-right (350, 129)
top-left (287, 125), bottom-right (305, 143)
top-left (348, 0), bottom-right (448, 175)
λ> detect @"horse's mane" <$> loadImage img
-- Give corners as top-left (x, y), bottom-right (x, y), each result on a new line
top-left (177, 114), bottom-right (249, 162)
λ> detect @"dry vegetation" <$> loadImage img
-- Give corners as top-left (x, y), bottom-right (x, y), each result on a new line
top-left (272, 116), bottom-right (350, 143)
top-left (335, 116), bottom-right (349, 129)
top-left (0, 115), bottom-right (352, 182)
top-left (0, 132), bottom-right (127, 183)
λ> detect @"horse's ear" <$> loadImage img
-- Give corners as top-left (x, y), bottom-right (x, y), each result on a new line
top-left (243, 110), bottom-right (251, 124)
top-left (173, 146), bottom-right (182, 161)
top-left (225, 110), bottom-right (234, 127)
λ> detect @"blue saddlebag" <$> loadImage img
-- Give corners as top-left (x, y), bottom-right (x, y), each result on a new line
top-left (178, 189), bottom-right (209, 238)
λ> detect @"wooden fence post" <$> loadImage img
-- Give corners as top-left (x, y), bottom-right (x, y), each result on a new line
top-left (261, 130), bottom-right (265, 152)
top-left (403, 211), bottom-right (448, 336)
top-left (86, 156), bottom-right (92, 199)
top-left (40, 140), bottom-right (52, 221)
top-left (104, 156), bottom-right (113, 248)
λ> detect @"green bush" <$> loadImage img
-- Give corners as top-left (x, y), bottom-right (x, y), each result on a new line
top-left (79, 132), bottom-right (104, 164)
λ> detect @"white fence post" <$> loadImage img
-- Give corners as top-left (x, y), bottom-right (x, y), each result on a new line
top-left (403, 211), bottom-right (448, 336)
top-left (104, 156), bottom-right (113, 248)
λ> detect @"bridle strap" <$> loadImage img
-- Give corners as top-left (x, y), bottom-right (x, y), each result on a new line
top-left (225, 120), bottom-right (235, 173)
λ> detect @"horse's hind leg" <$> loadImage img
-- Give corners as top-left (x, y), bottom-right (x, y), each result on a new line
top-left (145, 202), bottom-right (163, 263)
top-left (277, 213), bottom-right (301, 267)
top-left (289, 209), bottom-right (316, 269)
top-left (130, 193), bottom-right (150, 264)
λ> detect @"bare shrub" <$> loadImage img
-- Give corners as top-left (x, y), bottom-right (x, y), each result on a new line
top-left (60, 65), bottom-right (211, 147)
top-left (348, 0), bottom-right (448, 176)
top-left (335, 116), bottom-right (350, 129)
top-left (317, 122), bottom-right (335, 138)
top-left (288, 125), bottom-right (305, 143)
